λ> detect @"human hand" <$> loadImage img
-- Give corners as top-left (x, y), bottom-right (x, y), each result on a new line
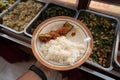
top-left (35, 61), bottom-right (62, 80)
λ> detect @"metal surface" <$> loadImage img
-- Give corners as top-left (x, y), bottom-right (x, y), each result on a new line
top-left (0, 33), bottom-right (31, 48)
top-left (76, 9), bottom-right (120, 71)
top-left (80, 63), bottom-right (120, 79)
top-left (0, 27), bottom-right (31, 45)
top-left (114, 31), bottom-right (120, 67)
top-left (78, 66), bottom-right (115, 80)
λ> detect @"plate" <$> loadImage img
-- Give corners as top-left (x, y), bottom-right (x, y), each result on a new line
top-left (31, 16), bottom-right (93, 70)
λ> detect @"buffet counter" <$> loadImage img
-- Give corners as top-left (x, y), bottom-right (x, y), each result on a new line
top-left (0, 0), bottom-right (120, 79)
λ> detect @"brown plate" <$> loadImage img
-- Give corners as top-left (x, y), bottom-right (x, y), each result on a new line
top-left (31, 16), bottom-right (93, 70)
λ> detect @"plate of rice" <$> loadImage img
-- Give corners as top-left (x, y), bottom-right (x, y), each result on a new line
top-left (31, 16), bottom-right (93, 70)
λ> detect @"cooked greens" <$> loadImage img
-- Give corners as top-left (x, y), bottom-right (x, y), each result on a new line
top-left (40, 3), bottom-right (76, 21)
top-left (78, 11), bottom-right (117, 67)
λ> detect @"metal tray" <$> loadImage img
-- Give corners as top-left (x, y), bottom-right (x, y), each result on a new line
top-left (114, 30), bottom-right (120, 68)
top-left (0, 0), bottom-right (47, 34)
top-left (0, 0), bottom-right (20, 18)
top-left (24, 2), bottom-right (78, 37)
top-left (76, 10), bottom-right (120, 71)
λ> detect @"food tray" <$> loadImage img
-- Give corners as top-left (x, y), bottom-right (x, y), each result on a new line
top-left (0, 0), bottom-right (20, 17)
top-left (114, 30), bottom-right (120, 68)
top-left (24, 2), bottom-right (78, 37)
top-left (76, 10), bottom-right (120, 71)
top-left (0, 0), bottom-right (46, 34)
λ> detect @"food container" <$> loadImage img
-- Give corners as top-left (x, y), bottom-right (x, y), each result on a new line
top-left (114, 31), bottom-right (120, 68)
top-left (0, 0), bottom-right (46, 34)
top-left (76, 10), bottom-right (120, 71)
top-left (0, 0), bottom-right (20, 17)
top-left (24, 2), bottom-right (78, 37)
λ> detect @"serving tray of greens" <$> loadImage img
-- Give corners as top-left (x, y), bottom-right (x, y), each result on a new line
top-left (0, 0), bottom-right (46, 34)
top-left (24, 2), bottom-right (78, 37)
top-left (77, 10), bottom-right (119, 71)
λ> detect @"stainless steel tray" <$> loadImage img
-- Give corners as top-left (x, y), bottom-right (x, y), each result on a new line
top-left (114, 30), bottom-right (120, 68)
top-left (76, 9), bottom-right (120, 71)
top-left (0, 0), bottom-right (47, 34)
top-left (24, 2), bottom-right (78, 37)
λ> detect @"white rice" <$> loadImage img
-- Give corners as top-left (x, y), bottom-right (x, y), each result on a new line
top-left (39, 36), bottom-right (85, 65)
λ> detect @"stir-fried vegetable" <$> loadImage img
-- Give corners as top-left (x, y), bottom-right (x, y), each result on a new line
top-left (78, 11), bottom-right (117, 67)
top-left (0, 0), bottom-right (15, 13)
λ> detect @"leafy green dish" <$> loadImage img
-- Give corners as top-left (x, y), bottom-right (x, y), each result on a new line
top-left (78, 11), bottom-right (117, 67)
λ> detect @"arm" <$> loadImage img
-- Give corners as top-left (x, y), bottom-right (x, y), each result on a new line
top-left (17, 61), bottom-right (62, 80)
top-left (17, 70), bottom-right (41, 80)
